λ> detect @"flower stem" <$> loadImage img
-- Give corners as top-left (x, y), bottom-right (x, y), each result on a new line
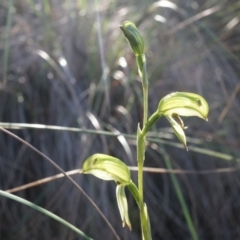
top-left (142, 111), bottom-right (161, 137)
top-left (127, 181), bottom-right (140, 207)
top-left (137, 132), bottom-right (148, 239)
top-left (137, 55), bottom-right (152, 240)
top-left (142, 54), bottom-right (148, 126)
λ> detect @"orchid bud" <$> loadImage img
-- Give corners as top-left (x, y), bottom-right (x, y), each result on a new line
top-left (120, 21), bottom-right (144, 56)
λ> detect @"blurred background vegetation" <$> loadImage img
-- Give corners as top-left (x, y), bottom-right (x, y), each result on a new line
top-left (0, 0), bottom-right (240, 239)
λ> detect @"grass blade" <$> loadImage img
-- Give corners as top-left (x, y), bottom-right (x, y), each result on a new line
top-left (0, 190), bottom-right (93, 240)
top-left (161, 148), bottom-right (198, 240)
top-left (2, 0), bottom-right (14, 84)
top-left (0, 122), bottom-right (238, 161)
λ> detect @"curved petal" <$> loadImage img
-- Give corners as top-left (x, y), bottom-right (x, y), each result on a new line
top-left (81, 154), bottom-right (130, 184)
top-left (158, 92), bottom-right (209, 120)
top-left (166, 115), bottom-right (188, 150)
top-left (116, 184), bottom-right (132, 230)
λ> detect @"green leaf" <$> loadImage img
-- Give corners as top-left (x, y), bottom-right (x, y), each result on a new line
top-left (120, 21), bottom-right (144, 56)
top-left (158, 92), bottom-right (209, 120)
top-left (143, 203), bottom-right (152, 240)
top-left (127, 180), bottom-right (140, 207)
top-left (81, 154), bottom-right (130, 184)
top-left (116, 184), bottom-right (132, 230)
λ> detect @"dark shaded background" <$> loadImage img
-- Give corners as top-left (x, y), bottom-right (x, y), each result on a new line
top-left (1, 0), bottom-right (240, 239)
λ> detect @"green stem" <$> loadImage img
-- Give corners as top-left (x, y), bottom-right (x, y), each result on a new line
top-left (142, 111), bottom-right (161, 137)
top-left (142, 55), bottom-right (148, 126)
top-left (137, 55), bottom-right (151, 240)
top-left (137, 133), bottom-right (146, 239)
top-left (127, 180), bottom-right (140, 207)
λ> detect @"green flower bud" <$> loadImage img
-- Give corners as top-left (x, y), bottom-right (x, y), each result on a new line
top-left (81, 154), bottom-right (130, 184)
top-left (120, 21), bottom-right (144, 56)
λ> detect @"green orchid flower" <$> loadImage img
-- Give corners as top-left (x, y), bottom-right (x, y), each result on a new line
top-left (81, 154), bottom-right (139, 230)
top-left (143, 92), bottom-right (209, 149)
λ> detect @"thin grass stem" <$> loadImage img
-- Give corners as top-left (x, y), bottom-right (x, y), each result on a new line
top-left (0, 127), bottom-right (120, 240)
top-left (2, 0), bottom-right (14, 84)
top-left (162, 148), bottom-right (198, 240)
top-left (5, 164), bottom-right (239, 195)
top-left (0, 122), bottom-right (237, 161)
top-left (0, 190), bottom-right (93, 240)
